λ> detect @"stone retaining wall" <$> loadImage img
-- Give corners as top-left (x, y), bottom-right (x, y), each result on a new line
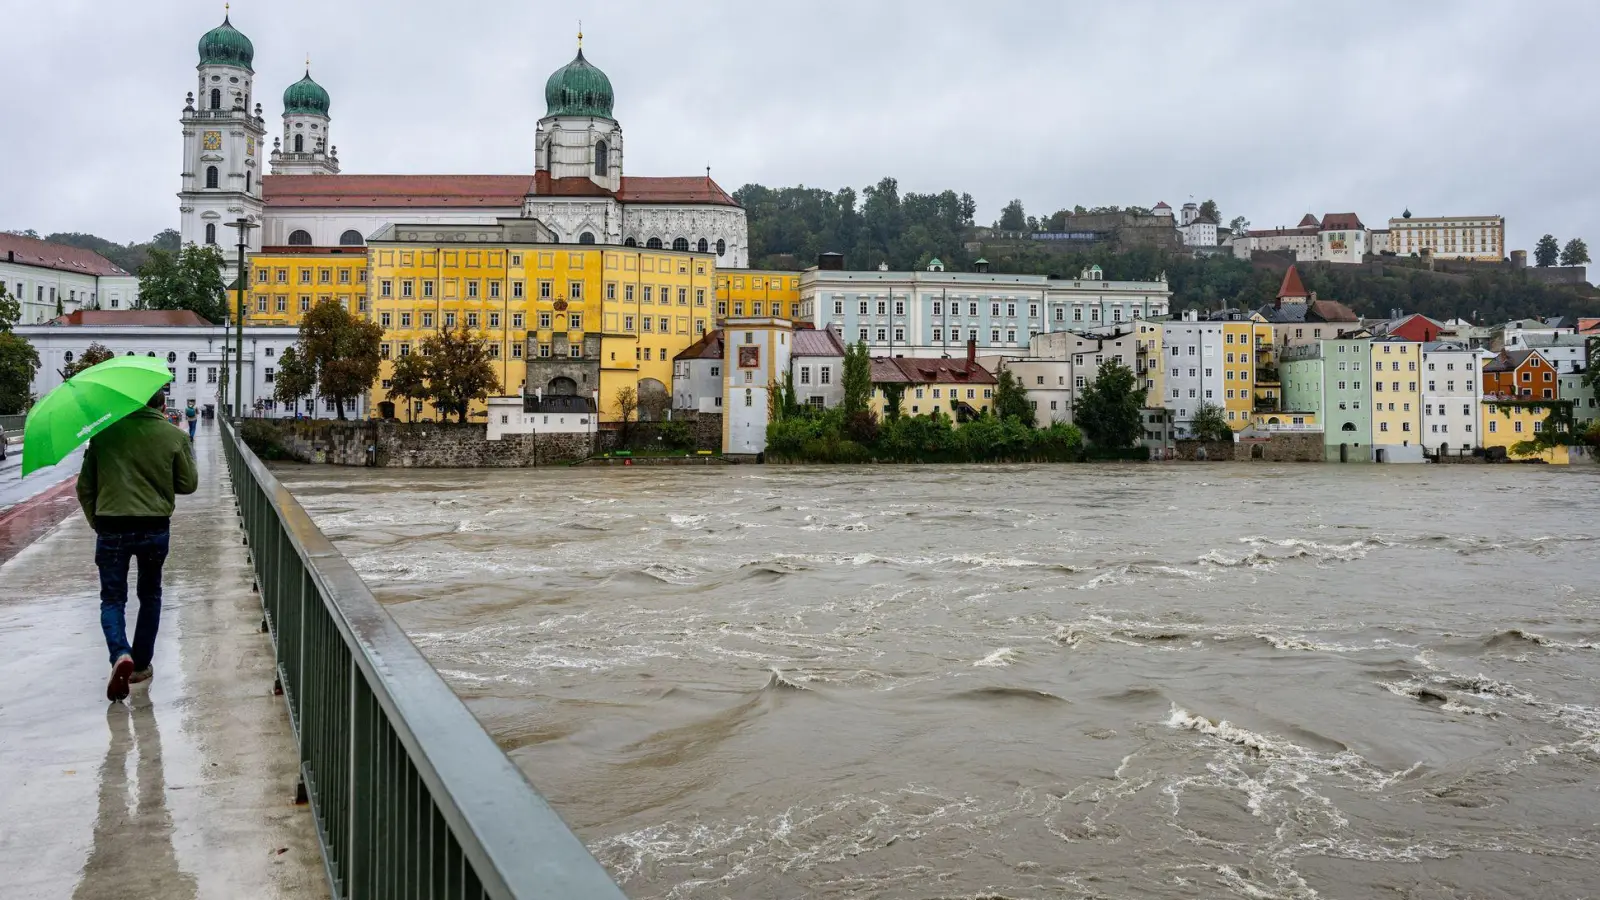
top-left (1174, 432), bottom-right (1326, 462)
top-left (253, 420), bottom-right (594, 467)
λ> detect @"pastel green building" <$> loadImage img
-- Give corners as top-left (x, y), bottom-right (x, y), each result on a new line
top-left (1282, 338), bottom-right (1372, 462)
top-left (1559, 372), bottom-right (1599, 430)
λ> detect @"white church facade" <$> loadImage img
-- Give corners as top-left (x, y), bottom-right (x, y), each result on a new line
top-left (177, 16), bottom-right (749, 278)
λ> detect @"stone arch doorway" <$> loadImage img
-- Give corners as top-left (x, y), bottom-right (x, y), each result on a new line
top-left (378, 401), bottom-right (395, 419)
top-left (637, 378), bottom-right (668, 421)
top-left (1339, 443), bottom-right (1349, 463)
top-left (1250, 444), bottom-right (1265, 460)
top-left (1439, 442), bottom-right (1450, 457)
top-left (547, 376), bottom-right (578, 396)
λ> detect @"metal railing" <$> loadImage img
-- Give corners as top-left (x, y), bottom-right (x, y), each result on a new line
top-left (221, 419), bottom-right (625, 900)
top-left (0, 413), bottom-right (24, 435)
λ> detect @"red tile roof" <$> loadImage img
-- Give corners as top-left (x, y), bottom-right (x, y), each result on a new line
top-left (618, 176), bottom-right (738, 207)
top-left (1277, 265), bottom-right (1310, 299)
top-left (530, 171), bottom-right (613, 197)
top-left (261, 174), bottom-right (534, 208)
top-left (673, 329), bottom-right (724, 361)
top-left (1297, 214), bottom-right (1321, 228)
top-left (50, 310), bottom-right (213, 326)
top-left (870, 356), bottom-right (997, 385)
top-left (1320, 212), bottom-right (1365, 231)
top-left (0, 232), bottom-right (128, 277)
top-left (1307, 299), bottom-right (1359, 323)
top-left (1248, 226), bottom-right (1319, 238)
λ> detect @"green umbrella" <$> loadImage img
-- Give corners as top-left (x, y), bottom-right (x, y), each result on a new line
top-left (22, 356), bottom-right (174, 476)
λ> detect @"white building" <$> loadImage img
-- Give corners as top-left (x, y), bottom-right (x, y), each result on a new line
top-left (486, 394), bottom-right (597, 440)
top-left (0, 233), bottom-right (140, 325)
top-left (179, 15), bottom-right (750, 271)
top-left (721, 317), bottom-right (793, 455)
top-left (1161, 313), bottom-right (1227, 435)
top-left (1508, 331), bottom-right (1588, 374)
top-left (798, 261), bottom-right (1170, 359)
top-left (1420, 341), bottom-right (1481, 454)
top-left (15, 310), bottom-right (363, 419)
top-left (1388, 213), bottom-right (1504, 261)
top-left (977, 355), bottom-right (1072, 425)
top-left (671, 330), bottom-right (725, 414)
top-left (1178, 202), bottom-right (1218, 248)
top-left (791, 326), bottom-right (848, 411)
top-left (1234, 212), bottom-right (1372, 264)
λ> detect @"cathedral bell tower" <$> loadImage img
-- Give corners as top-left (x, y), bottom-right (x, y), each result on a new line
top-left (535, 32), bottom-right (622, 193)
top-left (270, 63), bottom-right (340, 176)
top-left (178, 10), bottom-right (266, 282)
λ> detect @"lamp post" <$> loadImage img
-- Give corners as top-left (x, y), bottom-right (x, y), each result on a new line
top-left (231, 217), bottom-right (258, 419)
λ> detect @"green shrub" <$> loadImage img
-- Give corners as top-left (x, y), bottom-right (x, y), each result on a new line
top-left (657, 420), bottom-right (694, 450)
top-left (238, 419), bottom-right (293, 460)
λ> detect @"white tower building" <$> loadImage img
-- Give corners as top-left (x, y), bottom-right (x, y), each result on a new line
top-left (178, 13), bottom-right (266, 284)
top-left (270, 64), bottom-right (340, 177)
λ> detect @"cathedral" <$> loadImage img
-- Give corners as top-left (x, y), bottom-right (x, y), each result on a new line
top-left (177, 14), bottom-right (750, 275)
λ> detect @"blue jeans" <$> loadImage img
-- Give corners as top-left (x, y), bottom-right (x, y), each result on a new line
top-left (95, 530), bottom-right (170, 668)
top-left (187, 419), bottom-right (197, 439)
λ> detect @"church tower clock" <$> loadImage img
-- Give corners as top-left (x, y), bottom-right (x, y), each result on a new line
top-left (178, 10), bottom-right (266, 282)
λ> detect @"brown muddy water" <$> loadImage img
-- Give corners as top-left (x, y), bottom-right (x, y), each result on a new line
top-left (276, 462), bottom-right (1600, 899)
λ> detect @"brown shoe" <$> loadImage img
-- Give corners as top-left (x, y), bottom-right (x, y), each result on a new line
top-left (129, 666), bottom-right (154, 686)
top-left (107, 654), bottom-right (134, 702)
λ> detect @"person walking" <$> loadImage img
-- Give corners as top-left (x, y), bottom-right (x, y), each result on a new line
top-left (77, 389), bottom-right (199, 701)
top-left (184, 402), bottom-right (198, 442)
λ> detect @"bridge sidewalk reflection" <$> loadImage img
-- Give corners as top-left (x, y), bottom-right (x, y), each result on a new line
top-left (0, 431), bottom-right (328, 900)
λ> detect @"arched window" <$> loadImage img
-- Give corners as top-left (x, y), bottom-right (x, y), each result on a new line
top-left (210, 88), bottom-right (221, 110)
top-left (672, 238), bottom-right (689, 252)
top-left (1341, 422), bottom-right (1358, 432)
top-left (167, 352), bottom-right (177, 363)
top-left (288, 229), bottom-right (313, 246)
top-left (339, 229), bottom-right (364, 246)
top-left (205, 223), bottom-right (217, 245)
top-left (205, 166), bottom-right (219, 189)
top-left (579, 232), bottom-right (595, 245)
top-left (294, 134), bottom-right (304, 153)
top-left (624, 237), bottom-right (637, 247)
top-left (716, 238), bottom-right (727, 256)
top-left (646, 237), bottom-right (662, 249)
top-left (146, 351), bottom-right (157, 358)
top-left (594, 140), bottom-right (608, 177)
top-left (697, 238), bottom-right (708, 253)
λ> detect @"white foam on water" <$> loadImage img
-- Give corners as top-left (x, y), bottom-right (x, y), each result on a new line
top-left (973, 647), bottom-right (1018, 667)
top-left (669, 513), bottom-right (707, 527)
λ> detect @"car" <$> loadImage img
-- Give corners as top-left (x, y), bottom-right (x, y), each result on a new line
top-left (0, 423), bottom-right (8, 461)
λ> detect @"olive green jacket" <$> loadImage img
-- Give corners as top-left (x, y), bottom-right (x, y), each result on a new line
top-left (76, 407), bottom-right (199, 530)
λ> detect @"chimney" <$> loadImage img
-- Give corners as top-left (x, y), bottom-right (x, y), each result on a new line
top-left (966, 337), bottom-right (976, 365)
top-left (817, 251), bottom-right (844, 271)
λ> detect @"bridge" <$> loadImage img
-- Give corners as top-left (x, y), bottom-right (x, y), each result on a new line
top-left (0, 423), bottom-right (625, 898)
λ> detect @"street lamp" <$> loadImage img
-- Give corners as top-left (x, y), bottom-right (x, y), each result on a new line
top-left (230, 217), bottom-right (258, 419)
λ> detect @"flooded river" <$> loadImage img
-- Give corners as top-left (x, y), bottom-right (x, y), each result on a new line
top-left (279, 462), bottom-right (1600, 899)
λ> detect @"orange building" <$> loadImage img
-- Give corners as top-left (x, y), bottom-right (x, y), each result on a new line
top-left (1483, 349), bottom-right (1558, 400)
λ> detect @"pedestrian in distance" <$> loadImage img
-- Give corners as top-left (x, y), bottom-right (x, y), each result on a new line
top-left (184, 401), bottom-right (198, 442)
top-left (77, 388), bottom-right (199, 701)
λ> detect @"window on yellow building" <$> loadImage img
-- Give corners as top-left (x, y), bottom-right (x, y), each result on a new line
top-left (400, 312), bottom-right (412, 328)
top-left (276, 269), bottom-right (288, 283)
top-left (488, 343), bottom-right (500, 359)
top-left (512, 281), bottom-right (524, 299)
top-left (300, 270), bottom-right (312, 285)
top-left (606, 283), bottom-right (617, 300)
top-left (539, 280), bottom-right (552, 299)
top-left (489, 281), bottom-right (501, 299)
top-left (380, 280), bottom-right (392, 298)
top-left (380, 343), bottom-right (391, 359)
top-left (442, 312), bottom-right (455, 328)
top-left (467, 281), bottom-right (479, 299)
top-left (277, 297), bottom-right (287, 313)
top-left (380, 312), bottom-right (392, 328)
top-left (734, 302), bottom-right (744, 315)
top-left (512, 313), bottom-right (524, 329)
top-left (256, 296), bottom-right (268, 312)
top-left (339, 269), bottom-right (351, 285)
top-left (569, 282), bottom-right (582, 301)
top-left (422, 312), bottom-right (435, 328)
top-left (255, 269), bottom-right (268, 284)
top-left (359, 297), bottom-right (369, 313)
top-left (512, 343), bottom-right (523, 359)
top-left (467, 313), bottom-right (479, 329)
top-left (319, 268), bottom-right (332, 284)
top-left (488, 312), bottom-right (500, 329)
top-left (402, 280), bottom-right (414, 299)
top-left (299, 296), bottom-right (310, 312)
top-left (696, 289), bottom-right (706, 306)
top-left (398, 343), bottom-right (411, 357)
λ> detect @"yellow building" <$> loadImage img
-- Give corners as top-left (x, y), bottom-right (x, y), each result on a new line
top-left (715, 271), bottom-right (802, 321)
top-left (1482, 400), bottom-right (1569, 464)
top-left (1370, 337), bottom-right (1423, 458)
top-left (869, 355), bottom-right (996, 420)
top-left (363, 226), bottom-right (715, 422)
top-left (1222, 319), bottom-right (1273, 430)
top-left (246, 247), bottom-right (370, 327)
top-left (1134, 320), bottom-right (1163, 404)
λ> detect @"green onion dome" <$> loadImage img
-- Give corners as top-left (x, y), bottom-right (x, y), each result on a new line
top-left (544, 49), bottom-right (614, 119)
top-left (283, 71), bottom-right (330, 116)
top-left (198, 15), bottom-right (254, 70)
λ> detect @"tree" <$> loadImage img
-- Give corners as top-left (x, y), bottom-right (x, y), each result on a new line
top-left (1228, 215), bottom-right (1249, 234)
top-left (614, 385), bottom-right (638, 428)
top-left (417, 327), bottom-right (500, 424)
top-left (0, 332), bottom-right (40, 414)
top-left (1199, 199), bottom-right (1220, 223)
top-left (298, 300), bottom-right (382, 420)
top-left (274, 345), bottom-right (316, 416)
top-left (1583, 337), bottom-right (1600, 406)
top-left (0, 283), bottom-right (19, 332)
top-left (1073, 361), bottom-right (1144, 448)
top-left (992, 368), bottom-right (1033, 425)
top-left (998, 198), bottom-right (1027, 231)
top-left (842, 340), bottom-right (873, 415)
top-left (137, 243), bottom-right (228, 322)
top-left (882, 383), bottom-right (905, 421)
top-left (776, 370), bottom-right (798, 421)
top-left (384, 350), bottom-right (428, 421)
top-left (1189, 402), bottom-right (1233, 442)
top-left (1560, 237), bottom-right (1590, 267)
top-left (1535, 234), bottom-right (1560, 267)
top-left (61, 341), bottom-right (115, 380)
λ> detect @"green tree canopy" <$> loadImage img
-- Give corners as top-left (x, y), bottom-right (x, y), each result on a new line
top-left (61, 342), bottom-right (115, 380)
top-left (384, 350), bottom-right (428, 421)
top-left (1199, 199), bottom-right (1220, 222)
top-left (137, 243), bottom-right (228, 323)
top-left (273, 345), bottom-right (316, 414)
top-left (1074, 361), bottom-right (1144, 448)
top-left (418, 328), bottom-right (501, 424)
top-left (0, 283), bottom-right (19, 332)
top-left (998, 199), bottom-right (1027, 231)
top-left (1535, 234), bottom-right (1560, 267)
top-left (841, 340), bottom-right (873, 415)
top-left (992, 367), bottom-right (1033, 425)
top-left (1561, 237), bottom-right (1590, 267)
top-left (0, 332), bottom-right (40, 414)
top-left (298, 300), bottom-right (382, 420)
top-left (1189, 402), bottom-right (1233, 442)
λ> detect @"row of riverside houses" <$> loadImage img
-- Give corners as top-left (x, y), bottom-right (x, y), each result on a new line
top-left (676, 259), bottom-right (1597, 463)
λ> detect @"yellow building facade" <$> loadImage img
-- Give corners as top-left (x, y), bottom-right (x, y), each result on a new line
top-left (356, 237), bottom-right (715, 422)
top-left (715, 271), bottom-right (802, 321)
top-left (1370, 338), bottom-right (1423, 448)
top-left (1222, 320), bottom-right (1273, 430)
top-left (247, 248), bottom-right (370, 327)
top-left (1134, 320), bottom-right (1163, 404)
top-left (1482, 401), bottom-right (1568, 464)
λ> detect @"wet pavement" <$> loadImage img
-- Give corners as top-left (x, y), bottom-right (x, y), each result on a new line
top-left (0, 431), bottom-right (328, 899)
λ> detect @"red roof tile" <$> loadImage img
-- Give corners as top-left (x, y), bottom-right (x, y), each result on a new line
top-left (50, 310), bottom-right (213, 326)
top-left (0, 232), bottom-right (128, 277)
top-left (870, 356), bottom-right (997, 385)
top-left (1307, 299), bottom-right (1358, 323)
top-left (673, 330), bottom-right (724, 361)
top-left (1297, 214), bottom-right (1321, 228)
top-left (619, 176), bottom-right (738, 207)
top-left (1248, 227), bottom-right (1319, 238)
top-left (1320, 212), bottom-right (1364, 231)
top-left (1277, 265), bottom-right (1310, 299)
top-left (531, 171), bottom-right (613, 197)
top-left (261, 174), bottom-right (534, 208)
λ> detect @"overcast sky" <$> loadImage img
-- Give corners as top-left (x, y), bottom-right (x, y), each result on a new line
top-left (5, 1), bottom-right (1596, 254)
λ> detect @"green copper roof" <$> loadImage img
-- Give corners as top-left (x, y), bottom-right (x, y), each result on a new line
top-left (283, 71), bottom-right (330, 116)
top-left (544, 49), bottom-right (614, 119)
top-left (198, 15), bottom-right (254, 70)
